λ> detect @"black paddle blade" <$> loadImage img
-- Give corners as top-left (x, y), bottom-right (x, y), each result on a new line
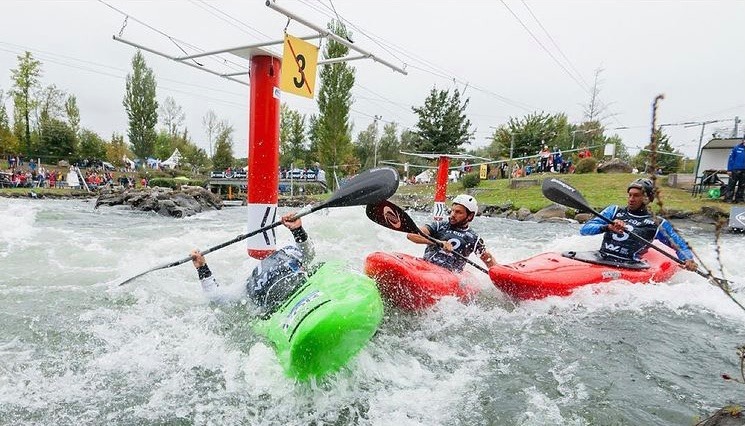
top-left (321, 167), bottom-right (399, 210)
top-left (366, 199), bottom-right (421, 234)
top-left (541, 178), bottom-right (594, 213)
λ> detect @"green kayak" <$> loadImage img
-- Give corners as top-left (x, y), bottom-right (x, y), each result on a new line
top-left (252, 261), bottom-right (383, 381)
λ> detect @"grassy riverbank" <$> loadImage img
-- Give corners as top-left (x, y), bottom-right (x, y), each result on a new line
top-left (1, 173), bottom-right (730, 216)
top-left (397, 173), bottom-right (727, 214)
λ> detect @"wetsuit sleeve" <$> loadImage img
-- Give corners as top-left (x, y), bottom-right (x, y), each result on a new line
top-left (424, 221), bottom-right (440, 237)
top-left (580, 205), bottom-right (618, 235)
top-left (195, 264), bottom-right (244, 303)
top-left (473, 236), bottom-right (487, 256)
top-left (655, 219), bottom-right (694, 261)
top-left (291, 226), bottom-right (315, 264)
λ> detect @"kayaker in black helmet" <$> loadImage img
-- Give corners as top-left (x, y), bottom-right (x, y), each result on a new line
top-left (407, 194), bottom-right (497, 272)
top-left (190, 212), bottom-right (316, 316)
top-left (580, 178), bottom-right (697, 270)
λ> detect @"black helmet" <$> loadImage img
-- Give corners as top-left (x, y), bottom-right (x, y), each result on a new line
top-left (628, 178), bottom-right (654, 202)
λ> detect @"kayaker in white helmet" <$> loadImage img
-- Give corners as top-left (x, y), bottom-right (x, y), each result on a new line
top-left (407, 193), bottom-right (497, 272)
top-left (190, 212), bottom-right (316, 317)
top-left (580, 178), bottom-right (697, 270)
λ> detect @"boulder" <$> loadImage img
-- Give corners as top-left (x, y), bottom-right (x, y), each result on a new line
top-left (533, 203), bottom-right (567, 221)
top-left (597, 158), bottom-right (633, 174)
top-left (95, 186), bottom-right (222, 217)
top-left (516, 207), bottom-right (532, 221)
top-left (575, 213), bottom-right (593, 223)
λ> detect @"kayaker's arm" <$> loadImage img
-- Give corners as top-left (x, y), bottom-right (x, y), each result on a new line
top-left (475, 237), bottom-right (497, 268)
top-left (655, 219), bottom-right (698, 271)
top-left (407, 225), bottom-right (450, 249)
top-left (190, 249), bottom-right (237, 303)
top-left (580, 205), bottom-right (621, 235)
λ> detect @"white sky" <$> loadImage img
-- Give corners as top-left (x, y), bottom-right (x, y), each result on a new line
top-left (0, 0), bottom-right (743, 159)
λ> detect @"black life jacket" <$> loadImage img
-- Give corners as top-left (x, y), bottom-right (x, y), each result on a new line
top-left (599, 207), bottom-right (658, 262)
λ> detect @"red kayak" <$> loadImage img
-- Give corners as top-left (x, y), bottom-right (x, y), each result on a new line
top-left (489, 242), bottom-right (681, 300)
top-left (364, 252), bottom-right (478, 311)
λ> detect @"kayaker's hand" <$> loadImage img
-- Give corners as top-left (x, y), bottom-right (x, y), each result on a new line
top-left (683, 259), bottom-right (698, 271)
top-left (281, 213), bottom-right (302, 230)
top-left (481, 251), bottom-right (497, 267)
top-left (439, 240), bottom-right (453, 252)
top-left (191, 249), bottom-right (206, 268)
top-left (607, 219), bottom-right (626, 234)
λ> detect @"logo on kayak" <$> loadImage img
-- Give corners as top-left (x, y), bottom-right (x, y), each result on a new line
top-left (601, 270), bottom-right (622, 280)
top-left (282, 291), bottom-right (321, 332)
top-left (383, 205), bottom-right (402, 229)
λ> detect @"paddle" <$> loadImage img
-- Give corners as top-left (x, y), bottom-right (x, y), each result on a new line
top-left (365, 199), bottom-right (489, 274)
top-left (541, 177), bottom-right (739, 292)
top-left (117, 167), bottom-right (400, 286)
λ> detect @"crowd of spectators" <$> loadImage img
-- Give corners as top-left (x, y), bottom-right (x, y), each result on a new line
top-left (1, 155), bottom-right (139, 190)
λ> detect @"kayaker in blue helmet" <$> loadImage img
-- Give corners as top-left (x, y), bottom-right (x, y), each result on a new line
top-left (407, 194), bottom-right (497, 272)
top-left (580, 178), bottom-right (697, 270)
top-left (190, 212), bottom-right (315, 316)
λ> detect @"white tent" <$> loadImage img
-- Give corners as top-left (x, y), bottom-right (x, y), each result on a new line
top-left (161, 149), bottom-right (182, 169)
top-left (696, 138), bottom-right (740, 177)
top-left (414, 169), bottom-right (433, 183)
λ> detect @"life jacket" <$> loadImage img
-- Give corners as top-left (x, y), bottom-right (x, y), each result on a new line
top-left (600, 207), bottom-right (658, 262)
top-left (245, 245), bottom-right (308, 315)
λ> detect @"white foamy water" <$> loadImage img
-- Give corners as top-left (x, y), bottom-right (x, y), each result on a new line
top-left (1, 197), bottom-right (744, 425)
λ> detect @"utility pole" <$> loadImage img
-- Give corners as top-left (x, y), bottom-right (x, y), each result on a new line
top-left (372, 115), bottom-right (381, 168)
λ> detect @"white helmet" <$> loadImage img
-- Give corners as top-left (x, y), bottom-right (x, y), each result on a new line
top-left (452, 194), bottom-right (478, 214)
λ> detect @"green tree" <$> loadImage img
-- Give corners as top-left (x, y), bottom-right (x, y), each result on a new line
top-left (411, 87), bottom-right (473, 153)
top-left (65, 95), bottom-right (80, 136)
top-left (78, 129), bottom-right (107, 161)
top-left (10, 51), bottom-right (42, 155)
top-left (354, 121), bottom-right (378, 169)
top-left (378, 122), bottom-right (400, 164)
top-left (153, 129), bottom-right (174, 159)
top-left (211, 122), bottom-right (234, 170)
top-left (631, 129), bottom-right (682, 173)
top-left (123, 50), bottom-right (158, 160)
top-left (311, 20), bottom-right (356, 174)
top-left (279, 103), bottom-right (307, 167)
top-left (488, 112), bottom-right (570, 159)
top-left (106, 132), bottom-right (131, 167)
top-left (0, 89), bottom-right (19, 155)
top-left (38, 119), bottom-right (75, 162)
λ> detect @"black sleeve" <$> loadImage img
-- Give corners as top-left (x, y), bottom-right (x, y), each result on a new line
top-left (291, 226), bottom-right (308, 243)
top-left (197, 264), bottom-right (212, 280)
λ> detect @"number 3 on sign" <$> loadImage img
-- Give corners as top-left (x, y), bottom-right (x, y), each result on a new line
top-left (280, 33), bottom-right (319, 99)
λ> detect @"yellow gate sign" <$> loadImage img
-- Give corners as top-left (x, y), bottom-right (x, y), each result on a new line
top-left (479, 164), bottom-right (488, 180)
top-left (280, 34), bottom-right (319, 99)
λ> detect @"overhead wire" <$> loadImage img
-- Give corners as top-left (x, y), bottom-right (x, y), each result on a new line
top-left (298, 0), bottom-right (539, 112)
top-left (504, 0), bottom-right (625, 127)
top-left (97, 0), bottom-right (248, 73)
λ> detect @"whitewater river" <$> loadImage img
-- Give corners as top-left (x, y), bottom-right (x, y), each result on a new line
top-left (1, 197), bottom-right (744, 425)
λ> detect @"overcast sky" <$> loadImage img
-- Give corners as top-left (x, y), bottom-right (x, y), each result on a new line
top-left (1, 0), bottom-right (743, 159)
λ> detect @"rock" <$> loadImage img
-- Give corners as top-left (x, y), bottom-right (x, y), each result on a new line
top-left (698, 405), bottom-right (745, 426)
top-left (597, 158), bottom-right (633, 174)
top-left (516, 207), bottom-right (532, 221)
top-left (575, 213), bottom-right (593, 223)
top-left (95, 186), bottom-right (222, 217)
top-left (533, 203), bottom-right (567, 221)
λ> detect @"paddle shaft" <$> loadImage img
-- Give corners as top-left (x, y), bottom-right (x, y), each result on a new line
top-left (116, 207), bottom-right (318, 286)
top-left (415, 230), bottom-right (489, 274)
